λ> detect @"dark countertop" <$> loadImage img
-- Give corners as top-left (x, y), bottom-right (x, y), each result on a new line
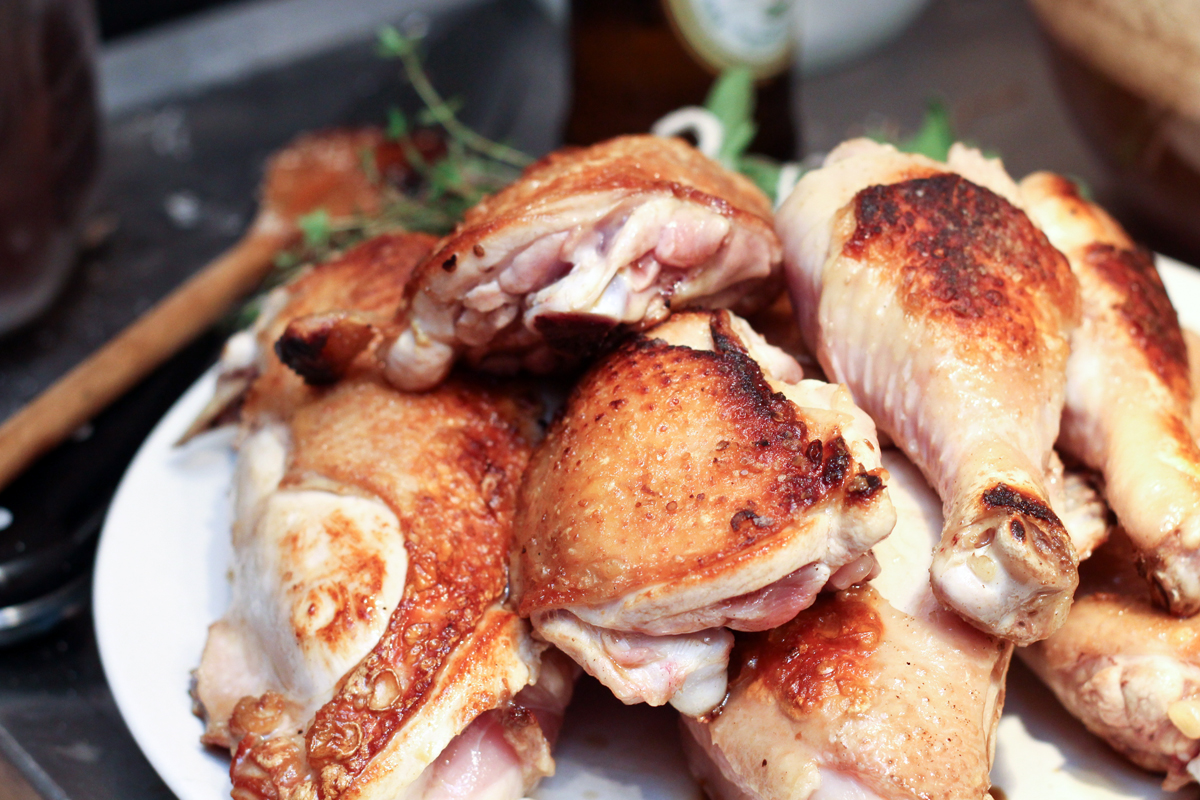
top-left (0, 0), bottom-right (1178, 797)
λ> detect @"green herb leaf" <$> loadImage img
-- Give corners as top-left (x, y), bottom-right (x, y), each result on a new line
top-left (297, 209), bottom-right (332, 249)
top-left (898, 99), bottom-right (954, 161)
top-left (386, 107), bottom-right (409, 141)
top-left (417, 97), bottom-right (463, 126)
top-left (705, 68), bottom-right (755, 131)
top-left (737, 154), bottom-right (783, 199)
top-left (377, 25), bottom-right (532, 169)
top-left (705, 68), bottom-right (758, 166)
top-left (377, 25), bottom-right (412, 58)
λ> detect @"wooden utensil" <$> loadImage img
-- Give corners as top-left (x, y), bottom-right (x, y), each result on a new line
top-left (0, 128), bottom-right (404, 492)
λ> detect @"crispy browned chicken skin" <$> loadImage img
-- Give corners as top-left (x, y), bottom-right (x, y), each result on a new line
top-left (513, 309), bottom-right (894, 715)
top-left (777, 139), bottom-right (1081, 644)
top-left (193, 233), bottom-right (572, 800)
top-left (381, 135), bottom-right (784, 391)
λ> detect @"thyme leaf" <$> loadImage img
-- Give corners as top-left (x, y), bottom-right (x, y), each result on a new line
top-left (377, 26), bottom-right (533, 169)
top-left (897, 99), bottom-right (954, 161)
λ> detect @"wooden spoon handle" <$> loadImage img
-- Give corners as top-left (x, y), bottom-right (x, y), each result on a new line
top-left (0, 228), bottom-right (293, 491)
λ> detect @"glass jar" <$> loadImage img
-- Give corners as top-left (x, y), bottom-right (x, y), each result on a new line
top-left (0, 0), bottom-right (101, 335)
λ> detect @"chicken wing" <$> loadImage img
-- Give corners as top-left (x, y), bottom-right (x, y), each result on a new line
top-left (513, 309), bottom-right (894, 716)
top-left (682, 450), bottom-right (1013, 800)
top-left (1021, 532), bottom-right (1200, 791)
top-left (376, 135), bottom-right (783, 391)
top-left (193, 233), bottom-right (572, 800)
top-left (776, 139), bottom-right (1081, 644)
top-left (1020, 172), bottom-right (1200, 614)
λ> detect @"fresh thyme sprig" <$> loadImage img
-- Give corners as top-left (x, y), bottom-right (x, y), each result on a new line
top-left (377, 26), bottom-right (533, 169)
top-left (256, 27), bottom-right (529, 290)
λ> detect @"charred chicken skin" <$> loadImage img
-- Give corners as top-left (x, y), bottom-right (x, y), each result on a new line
top-left (193, 233), bottom-right (573, 800)
top-left (776, 139), bottom-right (1081, 644)
top-left (513, 309), bottom-right (895, 716)
top-left (1021, 172), bottom-right (1200, 615)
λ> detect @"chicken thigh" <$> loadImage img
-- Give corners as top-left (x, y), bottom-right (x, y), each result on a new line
top-left (1021, 172), bottom-right (1200, 614)
top-left (375, 135), bottom-right (784, 391)
top-left (682, 450), bottom-right (1013, 800)
top-left (513, 309), bottom-right (895, 716)
top-left (193, 233), bottom-right (572, 800)
top-left (776, 139), bottom-right (1081, 644)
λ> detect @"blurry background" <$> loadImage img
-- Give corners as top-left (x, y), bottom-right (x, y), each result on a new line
top-left (95, 0), bottom-right (238, 38)
top-left (1, 1), bottom-right (1197, 798)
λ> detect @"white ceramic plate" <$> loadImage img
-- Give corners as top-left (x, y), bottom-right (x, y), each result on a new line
top-left (94, 257), bottom-right (1200, 800)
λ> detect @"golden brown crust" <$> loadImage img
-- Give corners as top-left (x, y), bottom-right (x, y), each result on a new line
top-left (725, 585), bottom-right (1008, 800)
top-left (845, 173), bottom-right (1078, 356)
top-left (246, 232), bottom-right (437, 419)
top-left (514, 312), bottom-right (884, 614)
top-left (748, 588), bottom-right (883, 716)
top-left (286, 379), bottom-right (530, 797)
top-left (225, 375), bottom-right (533, 800)
top-left (408, 135), bottom-right (776, 306)
top-left (1084, 243), bottom-right (1192, 401)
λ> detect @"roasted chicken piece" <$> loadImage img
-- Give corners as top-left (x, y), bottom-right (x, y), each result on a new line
top-left (379, 135), bottom-right (784, 391)
top-left (1021, 531), bottom-right (1200, 791)
top-left (1021, 331), bottom-right (1200, 791)
top-left (193, 233), bottom-right (573, 800)
top-left (683, 450), bottom-right (1013, 800)
top-left (1021, 172), bottom-right (1200, 615)
top-left (513, 309), bottom-right (895, 716)
top-left (184, 231), bottom-right (437, 440)
top-left (1189, 328), bottom-right (1200, 430)
top-left (253, 127), bottom-right (440, 239)
top-left (777, 138), bottom-right (1081, 644)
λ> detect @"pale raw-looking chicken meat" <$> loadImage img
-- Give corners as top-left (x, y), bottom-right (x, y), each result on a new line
top-left (1021, 336), bottom-right (1200, 792)
top-left (512, 309), bottom-right (895, 716)
top-left (376, 134), bottom-right (784, 391)
top-left (1021, 531), bottom-right (1200, 791)
top-left (192, 233), bottom-right (575, 800)
top-left (776, 138), bottom-right (1082, 644)
top-left (1021, 172), bottom-right (1200, 614)
top-left (681, 451), bottom-right (1014, 800)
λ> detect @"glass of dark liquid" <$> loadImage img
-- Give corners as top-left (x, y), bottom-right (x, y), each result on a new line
top-left (566, 0), bottom-right (799, 161)
top-left (0, 0), bottom-right (101, 335)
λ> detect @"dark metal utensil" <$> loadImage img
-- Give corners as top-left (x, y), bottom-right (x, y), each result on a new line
top-left (0, 331), bottom-right (223, 645)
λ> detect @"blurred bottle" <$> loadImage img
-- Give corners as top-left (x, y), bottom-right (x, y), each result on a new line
top-left (0, 0), bottom-right (101, 335)
top-left (566, 0), bottom-right (798, 160)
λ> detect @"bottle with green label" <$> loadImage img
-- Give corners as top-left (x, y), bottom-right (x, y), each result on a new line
top-left (565, 0), bottom-right (798, 160)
